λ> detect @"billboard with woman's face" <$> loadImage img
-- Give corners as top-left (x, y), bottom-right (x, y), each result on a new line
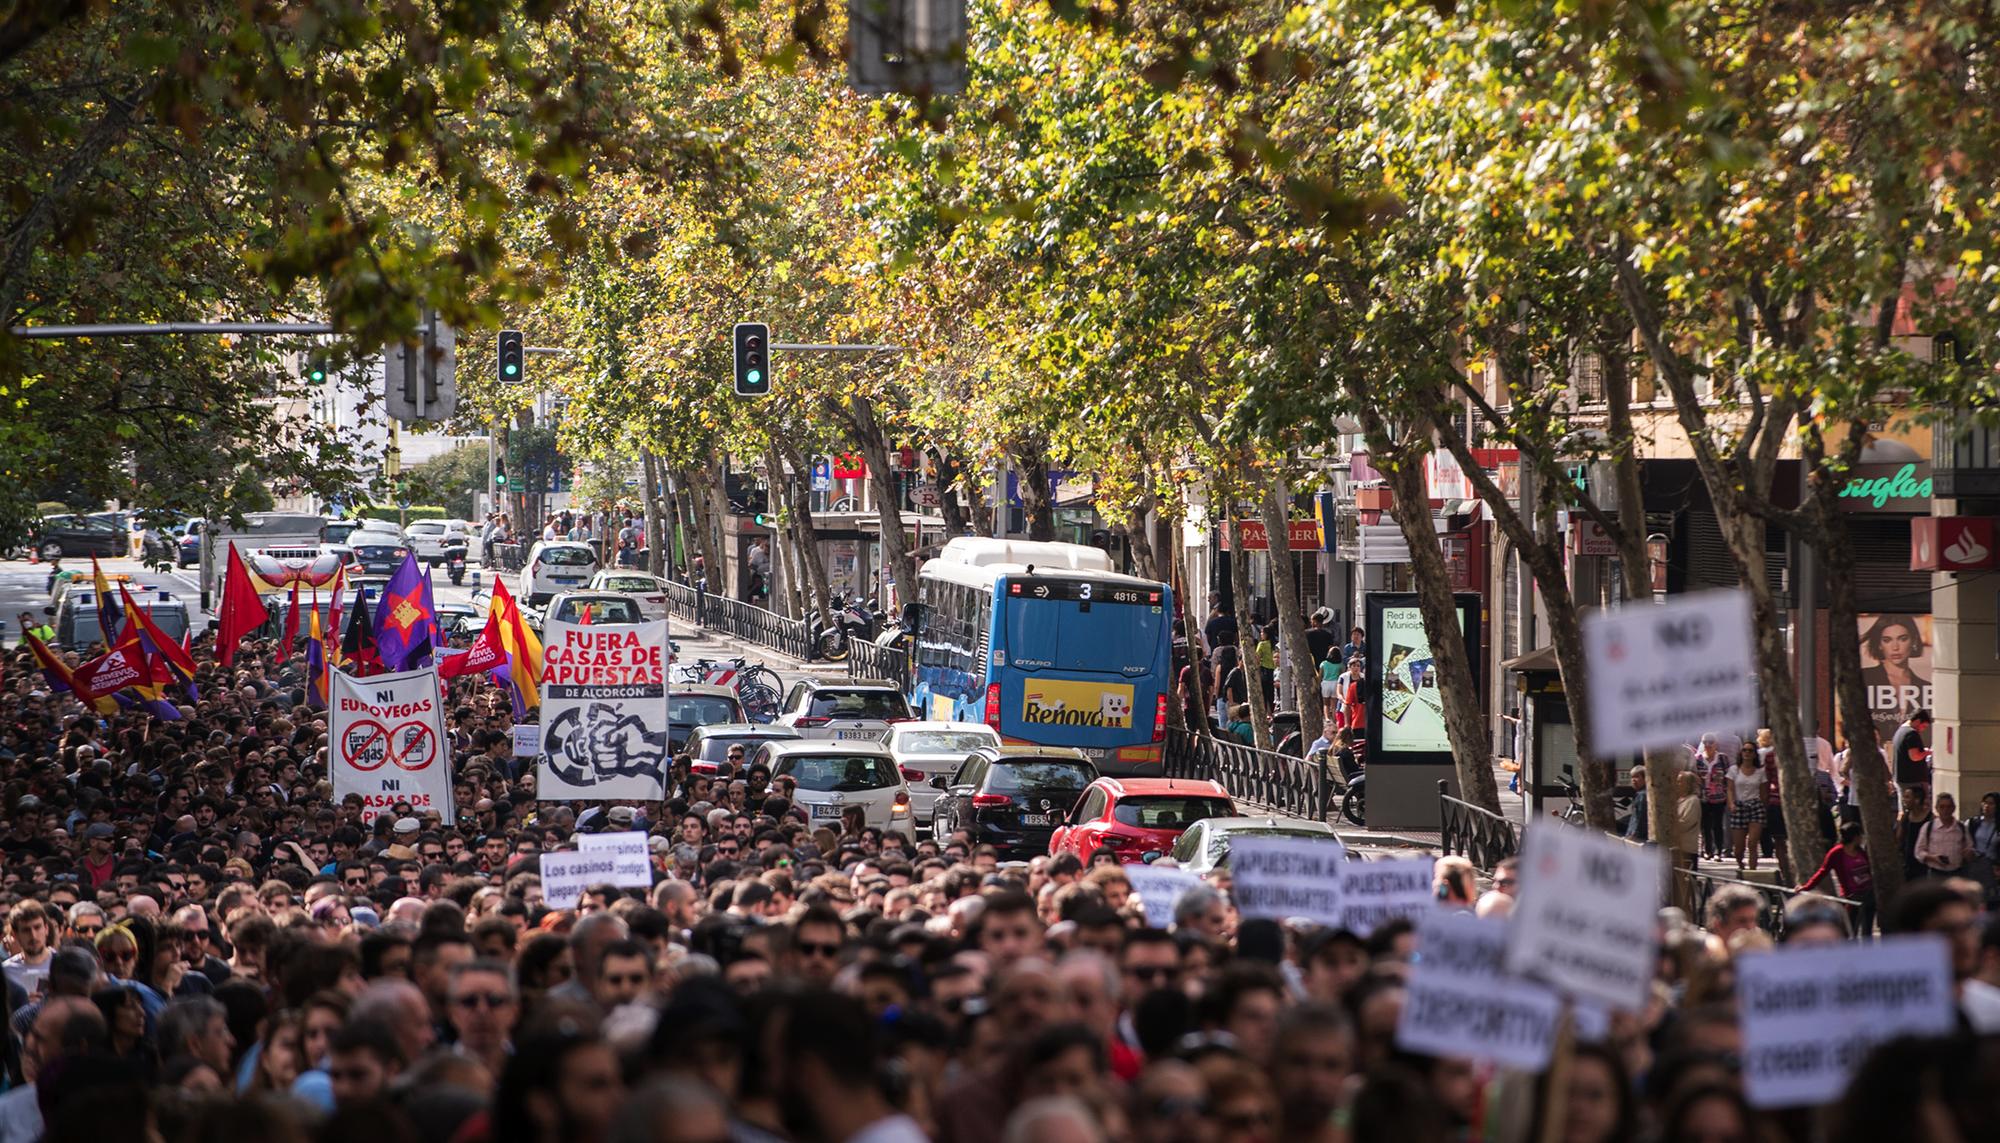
top-left (1859, 613), bottom-right (1932, 742)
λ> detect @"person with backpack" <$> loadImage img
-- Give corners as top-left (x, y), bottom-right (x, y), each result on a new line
top-left (1915, 791), bottom-right (1974, 879)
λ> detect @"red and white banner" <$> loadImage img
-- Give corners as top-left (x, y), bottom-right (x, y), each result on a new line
top-left (330, 666), bottom-right (454, 824)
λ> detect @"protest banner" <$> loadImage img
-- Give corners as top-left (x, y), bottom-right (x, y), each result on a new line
top-left (512, 723), bottom-right (541, 758)
top-left (576, 830), bottom-right (655, 890)
top-left (1231, 836), bottom-right (1346, 926)
top-left (1339, 856), bottom-right (1437, 935)
top-left (1504, 820), bottom-right (1663, 1011)
top-left (330, 666), bottom-right (454, 825)
top-left (537, 850), bottom-right (635, 911)
top-left (1583, 589), bottom-right (1759, 756)
top-left (1398, 912), bottom-right (1565, 1070)
top-left (538, 618), bottom-right (670, 800)
top-left (1736, 935), bottom-right (1956, 1108)
top-left (1124, 865), bottom-right (1203, 929)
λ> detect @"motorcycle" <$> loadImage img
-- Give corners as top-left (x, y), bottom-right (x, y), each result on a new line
top-left (444, 540), bottom-right (468, 586)
top-left (810, 594), bottom-right (852, 661)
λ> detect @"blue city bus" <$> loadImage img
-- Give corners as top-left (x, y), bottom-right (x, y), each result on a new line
top-left (911, 538), bottom-right (1173, 775)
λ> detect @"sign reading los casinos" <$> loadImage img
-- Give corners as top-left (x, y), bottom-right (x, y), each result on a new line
top-left (1838, 462), bottom-right (1932, 512)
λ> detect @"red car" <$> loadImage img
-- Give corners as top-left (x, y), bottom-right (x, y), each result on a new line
top-left (1048, 777), bottom-right (1236, 864)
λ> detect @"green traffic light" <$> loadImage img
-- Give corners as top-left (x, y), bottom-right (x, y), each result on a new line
top-left (747, 369), bottom-right (762, 385)
top-left (308, 368), bottom-right (326, 383)
top-left (504, 363), bottom-right (518, 376)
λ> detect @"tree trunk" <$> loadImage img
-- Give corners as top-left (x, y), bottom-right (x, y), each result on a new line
top-left (683, 465), bottom-right (721, 595)
top-left (1717, 508), bottom-right (1824, 879)
top-left (702, 459), bottom-right (732, 599)
top-left (1432, 408), bottom-right (1612, 827)
top-left (640, 450), bottom-right (666, 578)
top-left (1175, 513), bottom-right (1211, 737)
top-left (1120, 488), bottom-right (1160, 582)
top-left (1821, 510), bottom-right (1903, 911)
top-left (776, 444), bottom-right (839, 633)
top-left (1015, 444), bottom-right (1057, 541)
top-left (1261, 472), bottom-right (1323, 746)
top-left (839, 396), bottom-right (916, 611)
top-left (1371, 421), bottom-right (1500, 812)
top-left (1225, 504), bottom-right (1274, 751)
top-left (932, 447), bottom-right (970, 537)
top-left (1603, 352), bottom-right (1684, 852)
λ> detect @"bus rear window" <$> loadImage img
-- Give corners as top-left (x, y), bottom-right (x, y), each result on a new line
top-left (1003, 596), bottom-right (1165, 672)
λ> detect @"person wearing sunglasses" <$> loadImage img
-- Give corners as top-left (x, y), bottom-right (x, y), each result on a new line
top-left (447, 958), bottom-right (519, 1081)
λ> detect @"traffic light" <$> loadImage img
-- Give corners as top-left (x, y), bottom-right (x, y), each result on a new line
top-left (493, 458), bottom-right (507, 488)
top-left (754, 511), bottom-right (776, 528)
top-left (733, 322), bottom-right (770, 397)
top-left (498, 329), bottom-right (524, 384)
top-left (306, 357), bottom-right (328, 384)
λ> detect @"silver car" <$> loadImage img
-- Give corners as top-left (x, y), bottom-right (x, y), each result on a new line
top-left (753, 740), bottom-right (916, 839)
top-left (884, 721), bottom-right (1001, 827)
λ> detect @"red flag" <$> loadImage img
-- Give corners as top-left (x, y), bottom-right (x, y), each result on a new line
top-left (438, 619), bottom-right (508, 679)
top-left (282, 580), bottom-right (301, 650)
top-left (73, 639), bottom-right (155, 703)
top-left (118, 585), bottom-right (200, 681)
top-left (214, 541), bottom-right (269, 667)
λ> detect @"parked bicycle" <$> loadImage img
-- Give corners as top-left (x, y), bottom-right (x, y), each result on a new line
top-left (673, 656), bottom-right (783, 723)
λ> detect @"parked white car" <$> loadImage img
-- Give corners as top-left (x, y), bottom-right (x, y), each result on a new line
top-left (588, 570), bottom-right (671, 619)
top-left (519, 540), bottom-right (601, 605)
top-left (752, 740), bottom-right (916, 839)
top-left (405, 519), bottom-right (470, 563)
top-left (884, 721), bottom-right (1001, 827)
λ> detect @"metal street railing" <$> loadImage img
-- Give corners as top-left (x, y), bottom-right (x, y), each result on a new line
top-left (848, 639), bottom-right (912, 690)
top-left (1164, 728), bottom-right (1330, 821)
top-left (1435, 783), bottom-right (1860, 937)
top-left (1438, 780), bottom-right (1522, 869)
top-left (661, 580), bottom-right (812, 661)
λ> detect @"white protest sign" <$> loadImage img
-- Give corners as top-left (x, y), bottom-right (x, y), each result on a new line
top-left (538, 849), bottom-right (635, 911)
top-left (1583, 589), bottom-right (1759, 755)
top-left (1339, 856), bottom-right (1437, 935)
top-left (1124, 865), bottom-right (1203, 929)
top-left (1398, 912), bottom-right (1565, 1070)
top-left (330, 666), bottom-right (455, 825)
top-left (1736, 935), bottom-right (1957, 1108)
top-left (539, 619), bottom-right (671, 800)
top-left (513, 723), bottom-right (541, 758)
top-left (575, 831), bottom-right (655, 890)
top-left (1503, 820), bottom-right (1664, 1011)
top-left (1230, 836), bottom-right (1347, 926)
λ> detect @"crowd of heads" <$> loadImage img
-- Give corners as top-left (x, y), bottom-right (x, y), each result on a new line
top-left (5, 624), bottom-right (2000, 1143)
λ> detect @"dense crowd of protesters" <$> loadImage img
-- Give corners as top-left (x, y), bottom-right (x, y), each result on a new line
top-left (3, 618), bottom-right (2000, 1143)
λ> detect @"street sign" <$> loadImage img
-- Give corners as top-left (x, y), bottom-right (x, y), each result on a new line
top-left (810, 457), bottom-right (833, 492)
top-left (849, 0), bottom-right (967, 95)
top-left (1583, 588), bottom-right (1759, 756)
top-left (382, 310), bottom-right (457, 424)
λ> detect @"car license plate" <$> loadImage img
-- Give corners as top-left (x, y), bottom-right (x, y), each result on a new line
top-left (835, 728), bottom-right (884, 741)
top-left (1021, 813), bottom-right (1052, 826)
top-left (810, 804), bottom-right (842, 818)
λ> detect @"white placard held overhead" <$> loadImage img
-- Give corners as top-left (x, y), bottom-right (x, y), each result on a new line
top-left (1583, 589), bottom-right (1760, 756)
top-left (1230, 836), bottom-right (1347, 926)
top-left (513, 723), bottom-right (541, 758)
top-left (538, 849), bottom-right (636, 911)
top-left (330, 666), bottom-right (455, 825)
top-left (1735, 936), bottom-right (1957, 1108)
top-left (1124, 865), bottom-right (1203, 929)
top-left (1503, 820), bottom-right (1665, 1011)
top-left (1397, 912), bottom-right (1565, 1071)
top-left (575, 831), bottom-right (655, 890)
top-left (1339, 856), bottom-right (1438, 936)
top-left (538, 619), bottom-right (672, 800)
